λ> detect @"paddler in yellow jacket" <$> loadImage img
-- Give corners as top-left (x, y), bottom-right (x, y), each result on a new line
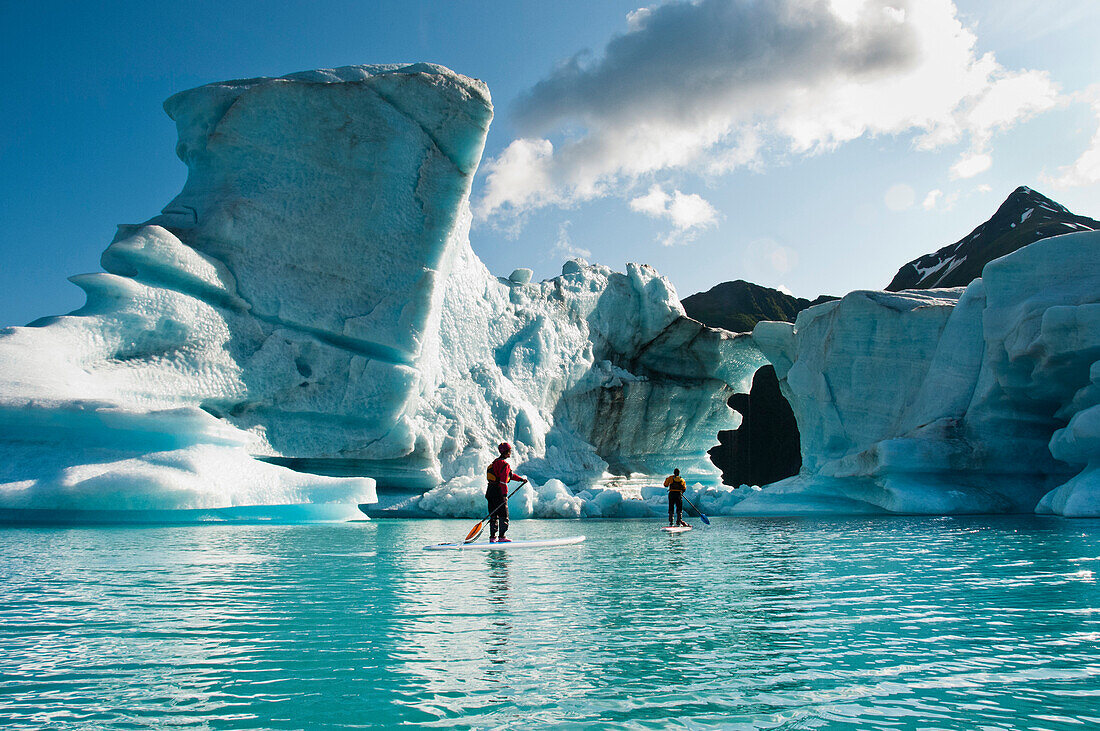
top-left (663, 468), bottom-right (688, 527)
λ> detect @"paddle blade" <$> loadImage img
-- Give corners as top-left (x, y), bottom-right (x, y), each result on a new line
top-left (684, 496), bottom-right (710, 525)
top-left (464, 521), bottom-right (485, 543)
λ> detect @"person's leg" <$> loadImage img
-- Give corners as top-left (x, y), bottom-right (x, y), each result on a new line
top-left (487, 492), bottom-right (500, 541)
top-left (675, 493), bottom-right (683, 524)
top-left (668, 494), bottom-right (674, 525)
top-left (498, 500), bottom-right (510, 540)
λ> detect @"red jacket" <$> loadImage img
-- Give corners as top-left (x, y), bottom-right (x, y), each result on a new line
top-left (486, 457), bottom-right (521, 496)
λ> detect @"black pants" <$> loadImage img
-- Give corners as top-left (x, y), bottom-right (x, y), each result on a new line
top-left (669, 492), bottom-right (683, 524)
top-left (486, 489), bottom-right (509, 539)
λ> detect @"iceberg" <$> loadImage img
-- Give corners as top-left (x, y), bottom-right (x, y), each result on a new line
top-left (0, 64), bottom-right (762, 521)
top-left (745, 231), bottom-right (1100, 518)
top-left (405, 475), bottom-right (752, 520)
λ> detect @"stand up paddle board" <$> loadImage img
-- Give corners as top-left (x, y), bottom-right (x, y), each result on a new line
top-left (424, 536), bottom-right (586, 551)
top-left (661, 525), bottom-right (692, 533)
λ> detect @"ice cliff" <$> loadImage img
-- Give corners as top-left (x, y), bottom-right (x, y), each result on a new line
top-left (746, 231), bottom-right (1100, 518)
top-left (0, 64), bottom-right (761, 521)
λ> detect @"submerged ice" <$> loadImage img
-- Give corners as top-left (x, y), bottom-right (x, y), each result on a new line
top-left (0, 64), bottom-right (761, 521)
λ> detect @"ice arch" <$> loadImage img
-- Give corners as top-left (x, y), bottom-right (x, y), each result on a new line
top-left (745, 235), bottom-right (1100, 518)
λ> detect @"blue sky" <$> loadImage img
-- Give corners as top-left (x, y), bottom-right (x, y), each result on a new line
top-left (2, 1), bottom-right (1099, 327)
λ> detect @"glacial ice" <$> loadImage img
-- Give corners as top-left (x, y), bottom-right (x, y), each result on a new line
top-left (11, 59), bottom-right (1094, 523)
top-left (746, 231), bottom-right (1100, 518)
top-left (0, 64), bottom-right (761, 521)
top-left (409, 475), bottom-right (753, 520)
top-left (0, 402), bottom-right (375, 521)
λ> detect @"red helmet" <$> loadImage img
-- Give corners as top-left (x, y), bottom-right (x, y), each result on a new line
top-left (498, 442), bottom-right (512, 455)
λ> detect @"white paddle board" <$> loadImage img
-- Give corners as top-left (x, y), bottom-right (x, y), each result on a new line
top-left (661, 525), bottom-right (692, 533)
top-left (424, 536), bottom-right (586, 551)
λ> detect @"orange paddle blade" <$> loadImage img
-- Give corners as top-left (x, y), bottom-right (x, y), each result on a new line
top-left (464, 521), bottom-right (484, 543)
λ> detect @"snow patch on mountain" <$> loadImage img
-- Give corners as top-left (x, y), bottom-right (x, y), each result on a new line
top-left (887, 187), bottom-right (1100, 291)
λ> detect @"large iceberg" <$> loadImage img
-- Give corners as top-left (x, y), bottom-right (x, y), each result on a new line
top-left (0, 64), bottom-right (762, 521)
top-left (745, 231), bottom-right (1100, 518)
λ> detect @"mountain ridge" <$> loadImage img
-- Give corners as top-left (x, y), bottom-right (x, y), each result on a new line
top-left (886, 186), bottom-right (1100, 291)
top-left (682, 280), bottom-right (833, 333)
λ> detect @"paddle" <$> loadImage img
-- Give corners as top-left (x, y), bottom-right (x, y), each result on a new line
top-left (683, 494), bottom-right (711, 525)
top-left (464, 479), bottom-right (528, 544)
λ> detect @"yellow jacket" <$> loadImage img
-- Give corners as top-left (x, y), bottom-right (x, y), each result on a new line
top-left (663, 475), bottom-right (686, 494)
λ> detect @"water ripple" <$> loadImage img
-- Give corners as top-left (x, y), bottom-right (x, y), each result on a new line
top-left (0, 517), bottom-right (1097, 728)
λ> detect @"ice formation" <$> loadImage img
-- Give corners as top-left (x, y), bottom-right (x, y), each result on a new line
top-left (17, 60), bottom-right (1093, 523)
top-left (0, 64), bottom-right (762, 521)
top-left (407, 476), bottom-right (754, 520)
top-left (745, 231), bottom-right (1100, 518)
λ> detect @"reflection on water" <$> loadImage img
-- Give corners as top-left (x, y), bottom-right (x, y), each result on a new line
top-left (485, 552), bottom-right (512, 667)
top-left (0, 516), bottom-right (1097, 729)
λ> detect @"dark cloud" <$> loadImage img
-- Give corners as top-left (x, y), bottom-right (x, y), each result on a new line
top-left (476, 0), bottom-right (1058, 224)
top-left (513, 0), bottom-right (920, 134)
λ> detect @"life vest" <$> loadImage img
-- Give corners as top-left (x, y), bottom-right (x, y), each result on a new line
top-left (486, 457), bottom-right (512, 496)
top-left (664, 474), bottom-right (686, 494)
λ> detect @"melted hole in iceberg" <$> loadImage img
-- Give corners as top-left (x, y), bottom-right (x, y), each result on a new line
top-left (710, 364), bottom-right (801, 488)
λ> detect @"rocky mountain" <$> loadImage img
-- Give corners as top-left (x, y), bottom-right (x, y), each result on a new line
top-left (887, 186), bottom-right (1100, 291)
top-left (682, 279), bottom-right (833, 333)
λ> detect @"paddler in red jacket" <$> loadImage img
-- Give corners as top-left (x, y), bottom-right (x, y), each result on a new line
top-left (486, 442), bottom-right (526, 543)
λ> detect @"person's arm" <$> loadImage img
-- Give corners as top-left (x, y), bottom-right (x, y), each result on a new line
top-left (509, 472), bottom-right (527, 483)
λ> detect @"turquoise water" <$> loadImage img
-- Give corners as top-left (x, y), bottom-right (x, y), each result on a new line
top-left (1, 517), bottom-right (1098, 729)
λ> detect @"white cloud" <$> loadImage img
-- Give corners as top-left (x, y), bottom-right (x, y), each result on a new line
top-left (923, 189), bottom-right (943, 209)
top-left (884, 183), bottom-right (916, 211)
top-left (938, 191), bottom-right (962, 210)
top-left (549, 221), bottom-right (592, 261)
top-left (625, 6), bottom-right (654, 31)
top-left (975, 183), bottom-right (992, 193)
top-left (477, 0), bottom-right (1061, 225)
top-left (667, 191), bottom-right (720, 230)
top-left (1045, 85), bottom-right (1100, 189)
top-left (706, 128), bottom-right (764, 174)
top-left (629, 185), bottom-right (671, 219)
top-left (776, 284), bottom-right (794, 296)
top-left (475, 138), bottom-right (559, 224)
top-left (963, 70), bottom-right (1060, 146)
top-left (629, 184), bottom-right (719, 237)
top-left (950, 151), bottom-right (992, 179)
